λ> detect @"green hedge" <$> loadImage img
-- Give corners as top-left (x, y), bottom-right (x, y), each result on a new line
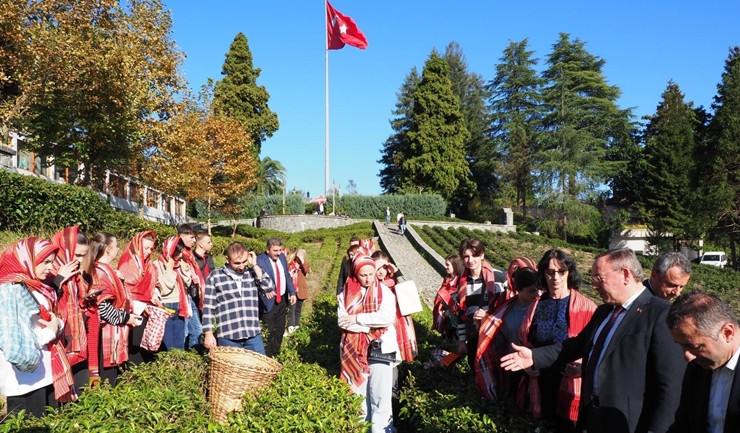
top-left (338, 193), bottom-right (446, 219)
top-left (0, 169), bottom-right (111, 233)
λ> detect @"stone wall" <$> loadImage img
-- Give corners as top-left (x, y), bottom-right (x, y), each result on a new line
top-left (256, 214), bottom-right (359, 233)
top-left (408, 220), bottom-right (516, 233)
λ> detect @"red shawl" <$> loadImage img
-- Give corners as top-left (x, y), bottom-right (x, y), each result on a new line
top-left (456, 261), bottom-right (499, 321)
top-left (432, 275), bottom-right (459, 336)
top-left (89, 262), bottom-right (131, 377)
top-left (0, 238), bottom-right (77, 402)
top-left (181, 244), bottom-right (204, 310)
top-left (157, 237), bottom-right (191, 319)
top-left (339, 276), bottom-right (385, 387)
top-left (518, 289), bottom-right (596, 421)
top-left (474, 297), bottom-right (519, 401)
top-left (382, 277), bottom-right (417, 362)
top-left (50, 227), bottom-right (88, 365)
top-left (117, 230), bottom-right (158, 304)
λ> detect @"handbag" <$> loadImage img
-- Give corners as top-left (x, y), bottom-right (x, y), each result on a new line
top-left (367, 339), bottom-right (396, 363)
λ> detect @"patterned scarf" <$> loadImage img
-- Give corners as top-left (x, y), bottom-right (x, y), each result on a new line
top-left (89, 262), bottom-right (131, 374)
top-left (50, 227), bottom-right (88, 365)
top-left (117, 231), bottom-right (159, 304)
top-left (157, 237), bottom-right (192, 319)
top-left (0, 238), bottom-right (77, 402)
top-left (339, 275), bottom-right (385, 387)
top-left (518, 289), bottom-right (596, 421)
top-left (381, 277), bottom-right (417, 362)
top-left (456, 261), bottom-right (499, 321)
top-left (432, 274), bottom-right (459, 335)
top-left (498, 257), bottom-right (538, 306)
top-left (474, 297), bottom-right (518, 401)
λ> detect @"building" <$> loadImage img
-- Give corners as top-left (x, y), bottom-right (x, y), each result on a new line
top-left (2, 132), bottom-right (186, 225)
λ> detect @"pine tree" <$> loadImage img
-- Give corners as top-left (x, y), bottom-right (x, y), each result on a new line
top-left (398, 51), bottom-right (474, 204)
top-left (708, 47), bottom-right (740, 258)
top-left (639, 81), bottom-right (697, 248)
top-left (378, 68), bottom-right (420, 193)
top-left (212, 32), bottom-right (279, 155)
top-left (539, 33), bottom-right (631, 197)
top-left (487, 39), bottom-right (543, 214)
top-left (442, 42), bottom-right (491, 208)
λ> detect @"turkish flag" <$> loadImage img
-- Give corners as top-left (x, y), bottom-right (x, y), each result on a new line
top-left (326, 1), bottom-right (368, 50)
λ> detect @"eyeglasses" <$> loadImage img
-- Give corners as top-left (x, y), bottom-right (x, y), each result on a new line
top-left (590, 268), bottom-right (620, 285)
top-left (545, 269), bottom-right (567, 277)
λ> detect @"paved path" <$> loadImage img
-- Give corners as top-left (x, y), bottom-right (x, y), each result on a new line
top-left (373, 221), bottom-right (444, 307)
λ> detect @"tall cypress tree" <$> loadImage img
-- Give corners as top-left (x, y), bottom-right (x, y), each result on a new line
top-left (398, 51), bottom-right (474, 204)
top-left (487, 39), bottom-right (543, 214)
top-left (378, 68), bottom-right (419, 194)
top-left (639, 81), bottom-right (697, 248)
top-left (212, 32), bottom-right (278, 155)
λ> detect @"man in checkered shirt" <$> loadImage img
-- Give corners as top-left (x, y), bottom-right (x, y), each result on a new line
top-left (202, 242), bottom-right (274, 355)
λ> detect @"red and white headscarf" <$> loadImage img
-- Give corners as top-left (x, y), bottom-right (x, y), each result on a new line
top-left (0, 237), bottom-right (77, 402)
top-left (157, 236), bottom-right (191, 319)
top-left (50, 227), bottom-right (88, 364)
top-left (117, 230), bottom-right (158, 304)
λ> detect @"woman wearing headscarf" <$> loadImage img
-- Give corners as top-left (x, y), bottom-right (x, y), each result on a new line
top-left (474, 260), bottom-right (538, 402)
top-left (0, 237), bottom-right (76, 416)
top-left (287, 248), bottom-right (311, 334)
top-left (153, 236), bottom-right (192, 351)
top-left (84, 232), bottom-right (142, 387)
top-left (519, 249), bottom-right (596, 433)
top-left (338, 256), bottom-right (398, 433)
top-left (432, 254), bottom-right (464, 338)
top-left (117, 230), bottom-right (159, 364)
top-left (371, 250), bottom-right (417, 362)
top-left (49, 226), bottom-right (90, 392)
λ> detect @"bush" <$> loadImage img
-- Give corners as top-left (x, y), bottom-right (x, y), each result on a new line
top-left (338, 194), bottom-right (446, 219)
top-left (0, 170), bottom-right (111, 233)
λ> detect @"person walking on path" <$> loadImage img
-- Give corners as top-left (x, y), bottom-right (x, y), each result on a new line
top-left (257, 238), bottom-right (296, 357)
top-left (385, 207), bottom-right (391, 225)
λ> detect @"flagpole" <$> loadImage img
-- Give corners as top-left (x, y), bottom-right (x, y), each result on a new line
top-left (324, 0), bottom-right (330, 198)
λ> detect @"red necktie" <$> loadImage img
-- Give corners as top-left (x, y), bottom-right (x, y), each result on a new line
top-left (582, 305), bottom-right (624, 402)
top-left (273, 260), bottom-right (282, 304)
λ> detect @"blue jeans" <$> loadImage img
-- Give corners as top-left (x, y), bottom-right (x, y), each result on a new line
top-left (184, 296), bottom-right (202, 348)
top-left (217, 335), bottom-right (265, 355)
top-left (162, 302), bottom-right (185, 350)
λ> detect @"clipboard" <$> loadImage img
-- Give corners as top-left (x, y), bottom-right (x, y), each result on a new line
top-left (395, 280), bottom-right (423, 316)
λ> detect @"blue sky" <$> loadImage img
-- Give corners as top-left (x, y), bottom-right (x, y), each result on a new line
top-left (167, 1), bottom-right (739, 198)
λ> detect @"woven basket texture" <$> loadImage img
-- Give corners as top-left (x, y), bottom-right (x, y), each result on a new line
top-left (208, 346), bottom-right (283, 423)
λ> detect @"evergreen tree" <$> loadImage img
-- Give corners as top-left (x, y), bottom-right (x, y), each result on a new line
top-left (398, 51), bottom-right (474, 204)
top-left (639, 81), bottom-right (697, 248)
top-left (487, 39), bottom-right (543, 214)
top-left (378, 68), bottom-right (420, 193)
top-left (708, 47), bottom-right (740, 258)
top-left (539, 33), bottom-right (631, 197)
top-left (442, 42), bottom-right (491, 208)
top-left (212, 32), bottom-right (279, 155)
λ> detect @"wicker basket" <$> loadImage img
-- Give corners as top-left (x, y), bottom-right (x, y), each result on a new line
top-left (208, 346), bottom-right (283, 423)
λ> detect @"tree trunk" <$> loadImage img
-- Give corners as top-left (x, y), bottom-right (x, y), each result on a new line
top-left (207, 195), bottom-right (213, 236)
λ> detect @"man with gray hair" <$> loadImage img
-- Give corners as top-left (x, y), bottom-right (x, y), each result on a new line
top-left (666, 291), bottom-right (740, 433)
top-left (644, 252), bottom-right (692, 301)
top-left (502, 248), bottom-right (685, 433)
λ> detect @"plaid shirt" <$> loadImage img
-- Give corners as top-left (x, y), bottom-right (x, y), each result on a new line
top-left (202, 265), bottom-right (273, 340)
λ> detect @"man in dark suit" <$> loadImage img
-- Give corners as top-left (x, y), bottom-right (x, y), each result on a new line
top-left (643, 252), bottom-right (692, 301)
top-left (666, 291), bottom-right (740, 433)
top-left (257, 237), bottom-right (296, 357)
top-left (502, 248), bottom-right (686, 433)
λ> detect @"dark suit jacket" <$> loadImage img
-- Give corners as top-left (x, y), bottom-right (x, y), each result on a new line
top-left (533, 289), bottom-right (686, 433)
top-left (668, 358), bottom-right (740, 433)
top-left (256, 252), bottom-right (296, 314)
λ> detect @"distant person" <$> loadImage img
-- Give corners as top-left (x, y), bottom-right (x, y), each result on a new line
top-left (502, 248), bottom-right (686, 433)
top-left (287, 249), bottom-right (310, 334)
top-left (336, 236), bottom-right (361, 294)
top-left (385, 207), bottom-right (391, 225)
top-left (319, 202), bottom-right (325, 215)
top-left (257, 238), bottom-right (297, 357)
top-left (432, 254), bottom-right (465, 338)
top-left (202, 242), bottom-right (273, 354)
top-left (644, 252), bottom-right (691, 301)
top-left (666, 291), bottom-right (740, 433)
top-left (398, 212), bottom-right (407, 235)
